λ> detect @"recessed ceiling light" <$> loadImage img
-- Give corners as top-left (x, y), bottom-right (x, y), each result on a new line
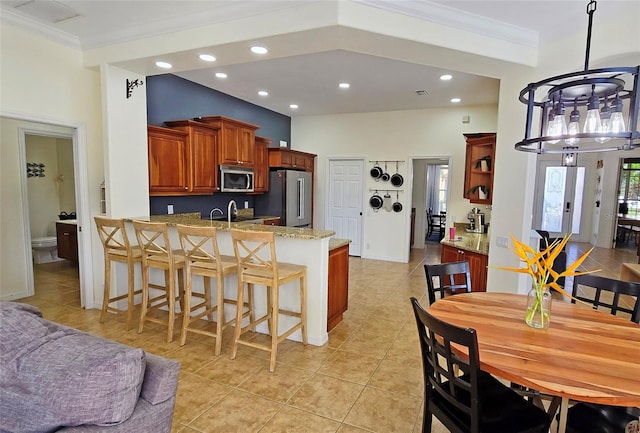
top-left (199, 54), bottom-right (216, 62)
top-left (451, 98), bottom-right (461, 103)
top-left (339, 82), bottom-right (350, 89)
top-left (258, 90), bottom-right (268, 97)
top-left (250, 46), bottom-right (268, 55)
top-left (215, 72), bottom-right (227, 79)
top-left (440, 74), bottom-right (453, 81)
top-left (289, 104), bottom-right (299, 109)
top-left (155, 61), bottom-right (172, 69)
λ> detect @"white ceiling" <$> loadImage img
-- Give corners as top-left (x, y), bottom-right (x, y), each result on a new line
top-left (1, 0), bottom-right (634, 117)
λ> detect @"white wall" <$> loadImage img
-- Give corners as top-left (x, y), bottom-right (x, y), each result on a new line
top-left (292, 105), bottom-right (498, 262)
top-left (0, 23), bottom-right (103, 301)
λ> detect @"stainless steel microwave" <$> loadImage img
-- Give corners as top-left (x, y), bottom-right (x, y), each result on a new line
top-left (219, 165), bottom-right (254, 192)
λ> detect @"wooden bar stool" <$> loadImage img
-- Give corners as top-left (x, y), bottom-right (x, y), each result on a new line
top-left (230, 228), bottom-right (307, 372)
top-left (132, 220), bottom-right (186, 343)
top-left (94, 216), bottom-right (142, 330)
top-left (176, 224), bottom-right (250, 355)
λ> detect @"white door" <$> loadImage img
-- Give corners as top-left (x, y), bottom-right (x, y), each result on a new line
top-left (327, 159), bottom-right (364, 256)
top-left (533, 160), bottom-right (586, 240)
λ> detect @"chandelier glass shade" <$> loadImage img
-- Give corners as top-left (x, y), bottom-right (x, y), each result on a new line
top-left (515, 1), bottom-right (639, 154)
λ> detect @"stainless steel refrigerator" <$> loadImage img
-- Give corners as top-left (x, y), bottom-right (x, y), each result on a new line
top-left (255, 170), bottom-right (312, 227)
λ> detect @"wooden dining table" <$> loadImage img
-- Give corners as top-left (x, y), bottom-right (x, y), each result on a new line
top-left (428, 292), bottom-right (640, 433)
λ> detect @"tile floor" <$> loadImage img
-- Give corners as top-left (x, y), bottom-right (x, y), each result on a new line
top-left (19, 240), bottom-right (637, 433)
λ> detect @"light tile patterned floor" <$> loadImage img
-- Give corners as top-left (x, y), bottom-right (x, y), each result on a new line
top-left (18, 240), bottom-right (637, 433)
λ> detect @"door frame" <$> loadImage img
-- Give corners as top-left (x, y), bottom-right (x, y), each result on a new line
top-left (325, 157), bottom-right (365, 256)
top-left (5, 110), bottom-right (94, 308)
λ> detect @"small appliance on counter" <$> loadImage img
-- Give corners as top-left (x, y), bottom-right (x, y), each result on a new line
top-left (467, 207), bottom-right (486, 233)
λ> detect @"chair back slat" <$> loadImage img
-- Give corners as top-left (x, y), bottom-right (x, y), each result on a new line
top-left (131, 220), bottom-right (173, 263)
top-left (424, 261), bottom-right (472, 305)
top-left (176, 224), bottom-right (221, 265)
top-left (571, 274), bottom-right (640, 323)
top-left (94, 216), bottom-right (131, 254)
top-left (230, 229), bottom-right (278, 282)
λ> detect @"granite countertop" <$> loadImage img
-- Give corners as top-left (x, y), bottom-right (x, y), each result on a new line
top-left (440, 223), bottom-right (489, 255)
top-left (329, 238), bottom-right (351, 251)
top-left (127, 213), bottom-right (335, 240)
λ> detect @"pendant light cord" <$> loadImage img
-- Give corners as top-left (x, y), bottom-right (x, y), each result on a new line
top-left (584, 0), bottom-right (597, 71)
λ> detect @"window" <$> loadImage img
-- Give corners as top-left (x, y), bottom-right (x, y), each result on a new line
top-left (426, 164), bottom-right (448, 214)
top-left (619, 159), bottom-right (640, 217)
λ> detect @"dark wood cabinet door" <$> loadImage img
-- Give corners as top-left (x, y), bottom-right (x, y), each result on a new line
top-left (56, 222), bottom-right (78, 261)
top-left (148, 126), bottom-right (189, 195)
top-left (327, 244), bottom-right (349, 331)
top-left (253, 136), bottom-right (270, 193)
top-left (189, 127), bottom-right (217, 194)
top-left (440, 244), bottom-right (487, 292)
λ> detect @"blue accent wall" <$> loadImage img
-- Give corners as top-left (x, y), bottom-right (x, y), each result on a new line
top-left (146, 74), bottom-right (292, 216)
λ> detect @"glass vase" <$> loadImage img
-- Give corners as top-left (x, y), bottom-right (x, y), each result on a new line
top-left (525, 286), bottom-right (552, 329)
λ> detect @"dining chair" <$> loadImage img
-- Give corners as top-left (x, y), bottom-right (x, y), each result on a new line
top-left (565, 274), bottom-right (640, 433)
top-left (176, 224), bottom-right (244, 355)
top-left (424, 261), bottom-right (472, 305)
top-left (570, 274), bottom-right (640, 323)
top-left (426, 208), bottom-right (444, 241)
top-left (410, 297), bottom-right (551, 433)
top-left (132, 220), bottom-right (186, 343)
top-left (94, 216), bottom-right (142, 330)
top-left (229, 228), bottom-right (307, 372)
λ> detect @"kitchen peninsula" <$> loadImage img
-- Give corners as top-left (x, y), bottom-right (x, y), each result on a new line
top-left (440, 225), bottom-right (489, 292)
top-left (123, 213), bottom-right (339, 346)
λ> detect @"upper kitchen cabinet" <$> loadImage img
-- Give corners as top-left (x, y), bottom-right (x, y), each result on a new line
top-left (268, 148), bottom-right (316, 172)
top-left (195, 116), bottom-right (258, 167)
top-left (253, 136), bottom-right (271, 193)
top-left (463, 133), bottom-right (496, 204)
top-left (164, 120), bottom-right (219, 194)
top-left (147, 125), bottom-right (190, 196)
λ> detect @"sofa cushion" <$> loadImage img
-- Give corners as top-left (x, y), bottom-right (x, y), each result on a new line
top-left (0, 302), bottom-right (146, 433)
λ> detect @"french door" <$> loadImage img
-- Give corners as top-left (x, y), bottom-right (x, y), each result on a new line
top-left (533, 160), bottom-right (586, 240)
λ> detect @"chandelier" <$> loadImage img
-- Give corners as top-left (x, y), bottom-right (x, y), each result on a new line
top-left (515, 0), bottom-right (639, 154)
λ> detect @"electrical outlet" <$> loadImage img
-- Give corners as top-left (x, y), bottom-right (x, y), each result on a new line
top-left (167, 204), bottom-right (174, 214)
top-left (244, 201), bottom-right (249, 209)
top-left (497, 236), bottom-right (508, 248)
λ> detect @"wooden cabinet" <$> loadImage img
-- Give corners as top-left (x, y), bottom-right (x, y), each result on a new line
top-left (440, 244), bottom-right (488, 292)
top-left (268, 148), bottom-right (315, 172)
top-left (147, 125), bottom-right (189, 196)
top-left (253, 136), bottom-right (271, 193)
top-left (195, 116), bottom-right (258, 167)
top-left (463, 133), bottom-right (496, 204)
top-left (262, 218), bottom-right (280, 226)
top-left (327, 244), bottom-right (349, 331)
top-left (163, 120), bottom-right (219, 194)
top-left (56, 222), bottom-right (78, 261)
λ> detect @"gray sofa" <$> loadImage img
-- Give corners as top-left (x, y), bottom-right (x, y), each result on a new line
top-left (0, 302), bottom-right (180, 433)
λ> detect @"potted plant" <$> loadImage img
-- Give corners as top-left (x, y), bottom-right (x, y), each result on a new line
top-left (475, 155), bottom-right (492, 172)
top-left (467, 184), bottom-right (490, 200)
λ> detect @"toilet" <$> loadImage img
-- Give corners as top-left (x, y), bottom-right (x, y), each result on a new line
top-left (32, 236), bottom-right (62, 264)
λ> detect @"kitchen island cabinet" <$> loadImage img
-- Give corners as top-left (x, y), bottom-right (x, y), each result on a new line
top-left (327, 240), bottom-right (350, 331)
top-left (440, 232), bottom-right (489, 292)
top-left (195, 116), bottom-right (258, 167)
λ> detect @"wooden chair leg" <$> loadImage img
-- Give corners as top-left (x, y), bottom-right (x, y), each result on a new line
top-left (100, 256), bottom-right (111, 324)
top-left (179, 269), bottom-right (192, 346)
top-left (138, 265), bottom-right (149, 334)
top-left (125, 259), bottom-right (135, 330)
top-left (166, 269), bottom-right (175, 343)
top-left (214, 274), bottom-right (224, 356)
top-left (301, 275), bottom-right (308, 345)
top-left (231, 278), bottom-right (244, 360)
top-left (269, 285), bottom-right (279, 372)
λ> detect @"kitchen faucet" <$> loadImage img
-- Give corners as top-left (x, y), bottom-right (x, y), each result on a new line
top-left (227, 200), bottom-right (237, 226)
top-left (209, 208), bottom-right (223, 221)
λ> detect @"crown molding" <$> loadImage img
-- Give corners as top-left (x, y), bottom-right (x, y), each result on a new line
top-left (353, 0), bottom-right (538, 48)
top-left (1, 8), bottom-right (81, 50)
